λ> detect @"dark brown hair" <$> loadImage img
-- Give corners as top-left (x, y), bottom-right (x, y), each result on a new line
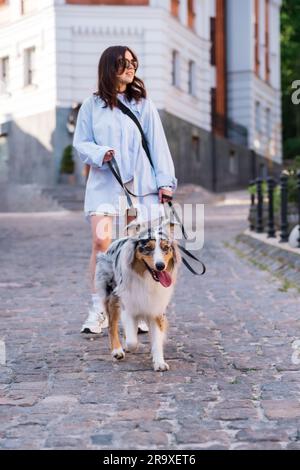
top-left (93, 45), bottom-right (147, 109)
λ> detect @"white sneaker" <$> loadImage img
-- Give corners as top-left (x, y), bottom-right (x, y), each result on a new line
top-left (81, 307), bottom-right (108, 334)
top-left (137, 320), bottom-right (149, 334)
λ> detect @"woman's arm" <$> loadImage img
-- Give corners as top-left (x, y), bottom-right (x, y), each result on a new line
top-left (144, 98), bottom-right (178, 191)
top-left (73, 97), bottom-right (114, 168)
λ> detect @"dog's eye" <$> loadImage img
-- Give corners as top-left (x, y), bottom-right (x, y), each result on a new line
top-left (138, 245), bottom-right (153, 253)
top-left (161, 244), bottom-right (171, 252)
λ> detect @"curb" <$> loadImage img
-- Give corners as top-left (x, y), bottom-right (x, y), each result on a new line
top-left (234, 231), bottom-right (300, 288)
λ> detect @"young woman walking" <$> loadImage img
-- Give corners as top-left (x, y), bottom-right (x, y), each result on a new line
top-left (73, 45), bottom-right (177, 334)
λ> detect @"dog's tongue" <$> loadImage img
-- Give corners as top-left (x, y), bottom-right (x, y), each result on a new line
top-left (157, 270), bottom-right (172, 287)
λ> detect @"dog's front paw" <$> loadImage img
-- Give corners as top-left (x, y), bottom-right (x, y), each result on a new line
top-left (112, 347), bottom-right (125, 360)
top-left (153, 361), bottom-right (169, 372)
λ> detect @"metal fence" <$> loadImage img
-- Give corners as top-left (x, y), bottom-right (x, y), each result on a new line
top-left (249, 172), bottom-right (300, 248)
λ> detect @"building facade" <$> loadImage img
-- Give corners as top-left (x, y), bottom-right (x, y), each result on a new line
top-left (0, 0), bottom-right (282, 192)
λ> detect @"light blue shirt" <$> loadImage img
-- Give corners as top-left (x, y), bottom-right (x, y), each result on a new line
top-left (72, 92), bottom-right (177, 215)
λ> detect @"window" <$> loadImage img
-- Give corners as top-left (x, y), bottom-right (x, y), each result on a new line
top-left (0, 56), bottom-right (9, 93)
top-left (171, 50), bottom-right (180, 88)
top-left (229, 150), bottom-right (238, 175)
top-left (254, 0), bottom-right (260, 75)
top-left (188, 60), bottom-right (196, 96)
top-left (255, 101), bottom-right (261, 133)
top-left (67, 0), bottom-right (148, 4)
top-left (210, 17), bottom-right (216, 66)
top-left (24, 47), bottom-right (36, 86)
top-left (171, 0), bottom-right (180, 18)
top-left (187, 0), bottom-right (195, 30)
top-left (265, 0), bottom-right (270, 82)
top-left (21, 0), bottom-right (39, 15)
top-left (0, 1), bottom-right (9, 26)
top-left (191, 134), bottom-right (200, 163)
top-left (266, 108), bottom-right (271, 139)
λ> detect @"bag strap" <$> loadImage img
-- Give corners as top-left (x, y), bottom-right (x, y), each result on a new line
top-left (116, 98), bottom-right (154, 171)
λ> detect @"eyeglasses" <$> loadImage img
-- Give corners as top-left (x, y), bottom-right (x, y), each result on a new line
top-left (117, 58), bottom-right (138, 71)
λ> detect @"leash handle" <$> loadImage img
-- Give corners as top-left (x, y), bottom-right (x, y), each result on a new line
top-left (160, 193), bottom-right (173, 203)
top-left (177, 243), bottom-right (206, 276)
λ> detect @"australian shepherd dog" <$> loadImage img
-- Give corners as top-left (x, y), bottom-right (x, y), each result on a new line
top-left (95, 218), bottom-right (180, 372)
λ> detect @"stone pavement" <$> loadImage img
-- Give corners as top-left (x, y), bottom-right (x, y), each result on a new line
top-left (0, 191), bottom-right (300, 450)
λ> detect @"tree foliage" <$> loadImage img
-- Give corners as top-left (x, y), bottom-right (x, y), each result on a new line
top-left (281, 0), bottom-right (300, 159)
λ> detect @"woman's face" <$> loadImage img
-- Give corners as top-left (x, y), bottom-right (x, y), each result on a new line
top-left (116, 50), bottom-right (137, 89)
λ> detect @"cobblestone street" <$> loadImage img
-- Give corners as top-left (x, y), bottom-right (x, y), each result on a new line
top-left (0, 193), bottom-right (300, 450)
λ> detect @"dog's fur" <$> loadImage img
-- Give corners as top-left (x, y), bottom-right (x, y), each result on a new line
top-left (95, 218), bottom-right (180, 371)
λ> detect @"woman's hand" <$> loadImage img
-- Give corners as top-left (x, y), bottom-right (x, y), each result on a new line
top-left (103, 149), bottom-right (115, 163)
top-left (158, 187), bottom-right (173, 203)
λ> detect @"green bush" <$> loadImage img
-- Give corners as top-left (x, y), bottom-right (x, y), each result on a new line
top-left (283, 138), bottom-right (300, 161)
top-left (60, 145), bottom-right (74, 174)
top-left (248, 157), bottom-right (300, 206)
top-left (285, 156), bottom-right (300, 204)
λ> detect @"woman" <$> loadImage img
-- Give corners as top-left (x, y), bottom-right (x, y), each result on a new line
top-left (73, 45), bottom-right (177, 334)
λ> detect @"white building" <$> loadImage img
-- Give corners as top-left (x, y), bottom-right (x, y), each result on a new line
top-left (0, 0), bottom-right (282, 192)
top-left (227, 0), bottom-right (282, 165)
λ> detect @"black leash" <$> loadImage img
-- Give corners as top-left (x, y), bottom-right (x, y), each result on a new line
top-left (107, 98), bottom-right (207, 276)
top-left (177, 244), bottom-right (206, 276)
top-left (107, 155), bottom-right (157, 204)
top-left (108, 155), bottom-right (187, 239)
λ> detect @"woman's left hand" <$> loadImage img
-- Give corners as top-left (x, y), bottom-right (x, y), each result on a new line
top-left (159, 187), bottom-right (173, 203)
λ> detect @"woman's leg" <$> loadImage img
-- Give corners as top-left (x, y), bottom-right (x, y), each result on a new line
top-left (89, 214), bottom-right (114, 293)
top-left (81, 214), bottom-right (114, 334)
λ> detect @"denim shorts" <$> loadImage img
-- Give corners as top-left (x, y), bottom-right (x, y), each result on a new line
top-left (85, 179), bottom-right (165, 225)
top-left (86, 179), bottom-right (140, 222)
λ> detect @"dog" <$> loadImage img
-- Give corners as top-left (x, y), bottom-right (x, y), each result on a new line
top-left (94, 218), bottom-right (181, 372)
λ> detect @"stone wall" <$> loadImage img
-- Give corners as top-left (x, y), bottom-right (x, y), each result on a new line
top-left (161, 110), bottom-right (282, 193)
top-left (4, 109), bottom-right (56, 186)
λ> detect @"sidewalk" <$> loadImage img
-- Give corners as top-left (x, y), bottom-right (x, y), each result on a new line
top-left (0, 189), bottom-right (300, 450)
